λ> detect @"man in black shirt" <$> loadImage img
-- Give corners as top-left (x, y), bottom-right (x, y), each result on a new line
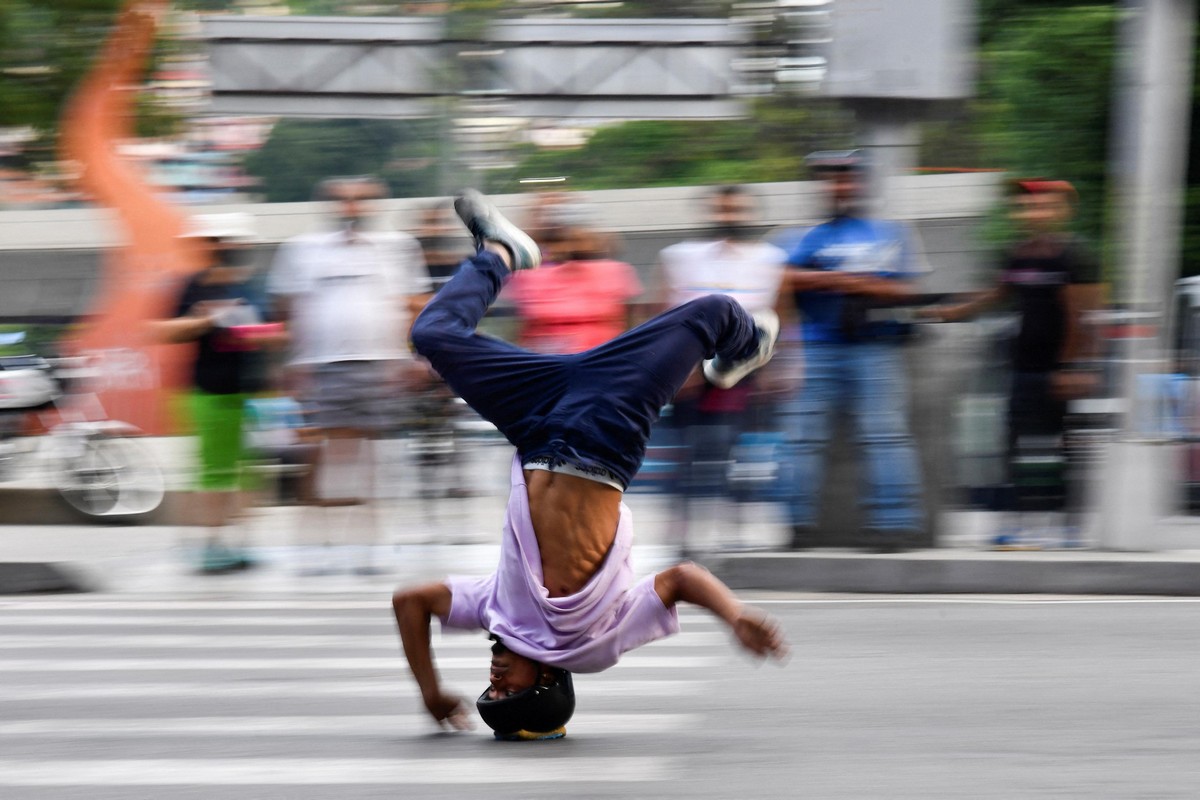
top-left (152, 213), bottom-right (281, 573)
top-left (930, 180), bottom-right (1104, 546)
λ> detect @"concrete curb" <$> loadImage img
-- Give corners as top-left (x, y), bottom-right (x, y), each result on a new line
top-left (0, 562), bottom-right (91, 594)
top-left (704, 552), bottom-right (1200, 596)
top-left (0, 488), bottom-right (195, 526)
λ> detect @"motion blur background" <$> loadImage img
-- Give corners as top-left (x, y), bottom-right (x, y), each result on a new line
top-left (2, 4), bottom-right (1200, 797)
top-left (0, 0), bottom-right (1197, 554)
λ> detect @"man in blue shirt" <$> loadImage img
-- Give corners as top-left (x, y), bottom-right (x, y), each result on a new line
top-left (782, 151), bottom-right (925, 551)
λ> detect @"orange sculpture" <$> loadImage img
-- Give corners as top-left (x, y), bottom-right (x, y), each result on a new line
top-left (58, 0), bottom-right (203, 434)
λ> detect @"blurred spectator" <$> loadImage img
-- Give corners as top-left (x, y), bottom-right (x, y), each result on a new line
top-left (928, 179), bottom-right (1104, 548)
top-left (409, 200), bottom-right (476, 507)
top-left (414, 200), bottom-right (474, 293)
top-left (658, 185), bottom-right (787, 553)
top-left (505, 197), bottom-right (643, 354)
top-left (152, 212), bottom-right (277, 574)
top-left (267, 176), bottom-right (432, 573)
top-left (523, 190), bottom-right (573, 266)
top-left (781, 150), bottom-right (926, 552)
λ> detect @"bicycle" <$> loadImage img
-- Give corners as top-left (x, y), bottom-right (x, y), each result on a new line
top-left (0, 333), bottom-right (166, 521)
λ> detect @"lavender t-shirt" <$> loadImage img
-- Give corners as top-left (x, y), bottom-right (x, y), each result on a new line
top-left (440, 455), bottom-right (679, 673)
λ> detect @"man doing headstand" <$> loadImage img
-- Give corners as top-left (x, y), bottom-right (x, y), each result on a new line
top-left (392, 191), bottom-right (789, 740)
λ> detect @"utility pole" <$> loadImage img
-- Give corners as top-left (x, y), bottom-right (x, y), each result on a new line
top-left (1097, 0), bottom-right (1197, 549)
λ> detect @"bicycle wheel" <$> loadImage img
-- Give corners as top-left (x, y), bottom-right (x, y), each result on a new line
top-left (55, 436), bottom-right (166, 520)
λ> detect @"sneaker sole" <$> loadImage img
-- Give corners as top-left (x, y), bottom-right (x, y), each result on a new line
top-left (453, 189), bottom-right (541, 271)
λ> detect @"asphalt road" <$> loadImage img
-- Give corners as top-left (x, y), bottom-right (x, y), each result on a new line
top-left (0, 593), bottom-right (1197, 799)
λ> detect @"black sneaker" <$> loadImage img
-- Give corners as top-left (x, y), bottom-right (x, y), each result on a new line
top-left (453, 189), bottom-right (541, 271)
top-left (703, 309), bottom-right (780, 389)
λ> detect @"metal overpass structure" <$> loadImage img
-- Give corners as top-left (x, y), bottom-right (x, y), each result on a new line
top-left (202, 16), bottom-right (748, 121)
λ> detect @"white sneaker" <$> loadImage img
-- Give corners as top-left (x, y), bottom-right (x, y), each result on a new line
top-left (703, 309), bottom-right (780, 389)
top-left (453, 189), bottom-right (541, 271)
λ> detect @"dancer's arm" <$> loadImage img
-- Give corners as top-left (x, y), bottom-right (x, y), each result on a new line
top-left (654, 563), bottom-right (788, 660)
top-left (392, 582), bottom-right (472, 730)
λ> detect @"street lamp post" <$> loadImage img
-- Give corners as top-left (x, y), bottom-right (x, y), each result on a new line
top-left (1096, 0), bottom-right (1196, 550)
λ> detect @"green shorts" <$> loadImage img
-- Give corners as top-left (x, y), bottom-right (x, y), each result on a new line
top-left (188, 391), bottom-right (251, 491)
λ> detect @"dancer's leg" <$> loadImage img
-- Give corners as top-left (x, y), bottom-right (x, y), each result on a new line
top-left (410, 251), bottom-right (567, 450)
top-left (413, 190), bottom-right (770, 487)
top-left (549, 295), bottom-right (766, 488)
top-left (584, 294), bottom-right (763, 401)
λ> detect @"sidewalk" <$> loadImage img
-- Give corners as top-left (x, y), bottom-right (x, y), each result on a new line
top-left (2, 436), bottom-right (1200, 596)
top-left (5, 498), bottom-right (1200, 597)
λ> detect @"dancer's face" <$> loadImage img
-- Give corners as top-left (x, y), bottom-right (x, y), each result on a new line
top-left (487, 649), bottom-right (540, 699)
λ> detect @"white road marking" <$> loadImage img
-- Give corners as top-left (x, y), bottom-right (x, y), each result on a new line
top-left (0, 757), bottom-right (674, 786)
top-left (0, 679), bottom-right (698, 702)
top-left (746, 595), bottom-right (1200, 605)
top-left (0, 600), bottom-right (394, 611)
top-left (0, 631), bottom-right (725, 649)
top-left (0, 614), bottom-right (395, 627)
top-left (8, 593), bottom-right (1200, 612)
top-left (0, 613), bottom-right (719, 629)
top-left (0, 655), bottom-right (720, 672)
top-left (0, 713), bottom-right (700, 737)
top-left (0, 598), bottom-right (721, 613)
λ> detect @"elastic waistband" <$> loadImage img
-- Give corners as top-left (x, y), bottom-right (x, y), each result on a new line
top-left (521, 457), bottom-right (625, 492)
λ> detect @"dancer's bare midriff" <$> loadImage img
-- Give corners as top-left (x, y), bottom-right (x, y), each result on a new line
top-left (524, 469), bottom-right (622, 597)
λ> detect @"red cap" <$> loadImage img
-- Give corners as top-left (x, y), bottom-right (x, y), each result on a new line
top-left (1013, 178), bottom-right (1078, 202)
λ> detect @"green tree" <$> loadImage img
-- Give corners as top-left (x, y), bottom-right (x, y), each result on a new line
top-left (0, 0), bottom-right (123, 155)
top-left (973, 5), bottom-right (1118, 247)
top-left (243, 118), bottom-right (442, 201)
top-left (486, 96), bottom-right (854, 193)
top-left (0, 0), bottom-right (189, 161)
top-left (491, 4), bottom-right (1125, 245)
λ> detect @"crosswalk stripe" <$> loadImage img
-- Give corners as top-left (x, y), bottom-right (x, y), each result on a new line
top-left (0, 713), bottom-right (701, 737)
top-left (0, 631), bottom-right (726, 649)
top-left (0, 654), bottom-right (720, 672)
top-left (0, 679), bottom-right (698, 702)
top-left (0, 633), bottom-right (724, 652)
top-left (0, 615), bottom-right (397, 627)
top-left (2, 599), bottom-right (715, 612)
top-left (0, 600), bottom-right (395, 611)
top-left (0, 757), bottom-right (674, 786)
top-left (0, 593), bottom-right (712, 793)
top-left (0, 613), bottom-right (720, 630)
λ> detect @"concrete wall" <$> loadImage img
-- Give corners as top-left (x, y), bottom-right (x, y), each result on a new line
top-left (0, 173), bottom-right (1003, 319)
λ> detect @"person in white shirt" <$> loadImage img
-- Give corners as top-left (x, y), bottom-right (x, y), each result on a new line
top-left (658, 186), bottom-right (788, 554)
top-left (268, 176), bottom-right (432, 572)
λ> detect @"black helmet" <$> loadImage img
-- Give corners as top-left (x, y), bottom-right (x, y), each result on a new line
top-left (476, 669), bottom-right (575, 738)
top-left (806, 149), bottom-right (868, 176)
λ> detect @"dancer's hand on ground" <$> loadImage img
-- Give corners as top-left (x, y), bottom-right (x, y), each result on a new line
top-left (423, 691), bottom-right (473, 731)
top-left (733, 609), bottom-right (789, 661)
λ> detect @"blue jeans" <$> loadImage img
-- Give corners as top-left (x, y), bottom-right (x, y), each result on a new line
top-left (783, 341), bottom-right (923, 531)
top-left (410, 252), bottom-right (761, 490)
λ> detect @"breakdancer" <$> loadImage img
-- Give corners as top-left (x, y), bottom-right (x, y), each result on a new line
top-left (393, 191), bottom-right (788, 739)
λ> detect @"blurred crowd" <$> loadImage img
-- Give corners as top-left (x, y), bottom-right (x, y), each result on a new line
top-left (159, 160), bottom-right (1106, 573)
